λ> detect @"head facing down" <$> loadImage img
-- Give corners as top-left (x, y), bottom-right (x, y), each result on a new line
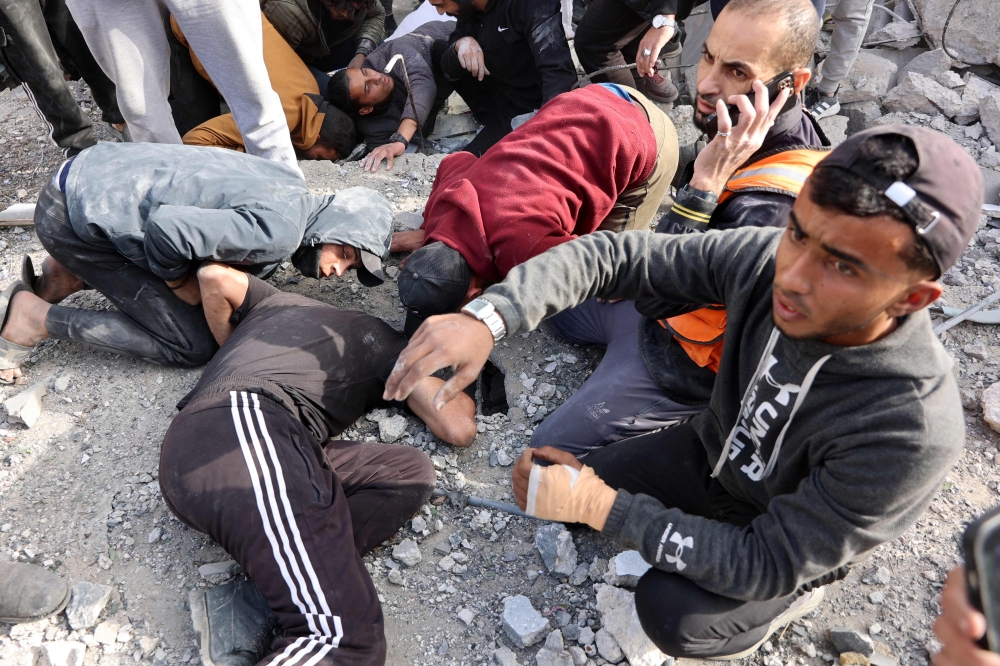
top-left (317, 0), bottom-right (369, 21)
top-left (428, 0), bottom-right (481, 18)
top-left (398, 242), bottom-right (489, 335)
top-left (771, 126), bottom-right (983, 345)
top-left (326, 68), bottom-right (396, 116)
top-left (693, 0), bottom-right (819, 135)
top-left (297, 94), bottom-right (358, 161)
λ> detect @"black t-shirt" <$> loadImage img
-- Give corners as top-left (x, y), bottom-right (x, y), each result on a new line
top-left (178, 276), bottom-right (407, 442)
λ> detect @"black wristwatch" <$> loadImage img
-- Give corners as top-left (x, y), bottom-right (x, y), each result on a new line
top-left (390, 132), bottom-right (409, 148)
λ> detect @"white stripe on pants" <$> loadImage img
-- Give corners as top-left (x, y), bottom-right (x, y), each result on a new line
top-left (229, 391), bottom-right (342, 666)
top-left (63, 0), bottom-right (302, 176)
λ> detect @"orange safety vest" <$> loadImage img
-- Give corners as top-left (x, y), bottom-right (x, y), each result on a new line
top-left (659, 147), bottom-right (830, 372)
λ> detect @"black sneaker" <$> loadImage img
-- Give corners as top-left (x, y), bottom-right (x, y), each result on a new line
top-left (190, 580), bottom-right (277, 666)
top-left (806, 89), bottom-right (841, 120)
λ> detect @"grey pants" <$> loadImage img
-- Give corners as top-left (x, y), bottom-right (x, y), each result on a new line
top-left (817, 0), bottom-right (876, 95)
top-left (63, 0), bottom-right (301, 175)
top-left (34, 177), bottom-right (217, 367)
top-left (530, 299), bottom-right (703, 456)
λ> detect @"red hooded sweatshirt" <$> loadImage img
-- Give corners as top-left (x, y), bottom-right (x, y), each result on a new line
top-left (421, 84), bottom-right (658, 282)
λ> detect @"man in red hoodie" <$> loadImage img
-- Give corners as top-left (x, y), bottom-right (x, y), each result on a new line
top-left (396, 82), bottom-right (678, 334)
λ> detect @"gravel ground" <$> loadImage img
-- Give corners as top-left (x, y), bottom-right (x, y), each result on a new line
top-left (0, 72), bottom-right (999, 666)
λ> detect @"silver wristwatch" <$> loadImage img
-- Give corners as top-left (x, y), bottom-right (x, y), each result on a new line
top-left (461, 298), bottom-right (506, 343)
top-left (651, 14), bottom-right (676, 29)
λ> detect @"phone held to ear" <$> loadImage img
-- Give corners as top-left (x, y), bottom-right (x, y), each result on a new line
top-left (964, 505), bottom-right (1000, 651)
top-left (705, 71), bottom-right (797, 136)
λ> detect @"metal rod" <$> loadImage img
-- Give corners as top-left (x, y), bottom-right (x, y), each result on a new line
top-left (383, 54), bottom-right (425, 152)
top-left (432, 488), bottom-right (531, 519)
top-left (870, 3), bottom-right (910, 23)
top-left (934, 290), bottom-right (1000, 335)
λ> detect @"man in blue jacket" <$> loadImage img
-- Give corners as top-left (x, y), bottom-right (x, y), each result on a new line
top-left (0, 142), bottom-right (393, 382)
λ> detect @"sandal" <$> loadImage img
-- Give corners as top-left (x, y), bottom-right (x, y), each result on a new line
top-left (20, 255), bottom-right (37, 295)
top-left (0, 281), bottom-right (34, 380)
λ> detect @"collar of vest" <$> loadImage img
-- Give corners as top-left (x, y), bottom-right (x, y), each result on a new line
top-left (719, 145), bottom-right (831, 205)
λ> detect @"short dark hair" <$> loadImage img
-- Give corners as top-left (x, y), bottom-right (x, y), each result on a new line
top-left (326, 70), bottom-right (359, 114)
top-left (808, 134), bottom-right (939, 278)
top-left (723, 0), bottom-right (819, 72)
top-left (316, 107), bottom-right (358, 158)
top-left (318, 0), bottom-right (369, 22)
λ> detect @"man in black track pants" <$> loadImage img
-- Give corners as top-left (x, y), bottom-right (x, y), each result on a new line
top-left (159, 262), bottom-right (476, 666)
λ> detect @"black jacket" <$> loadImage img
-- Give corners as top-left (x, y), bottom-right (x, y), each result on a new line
top-left (439, 0), bottom-right (576, 113)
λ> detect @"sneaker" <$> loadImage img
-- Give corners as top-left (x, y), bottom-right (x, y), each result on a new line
top-left (642, 71), bottom-right (679, 104)
top-left (190, 580), bottom-right (277, 666)
top-left (661, 29), bottom-right (683, 59)
top-left (807, 89), bottom-right (841, 120)
top-left (715, 587), bottom-right (827, 660)
top-left (0, 561), bottom-right (70, 624)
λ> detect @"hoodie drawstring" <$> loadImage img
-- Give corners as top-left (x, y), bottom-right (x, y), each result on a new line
top-left (711, 327), bottom-right (832, 479)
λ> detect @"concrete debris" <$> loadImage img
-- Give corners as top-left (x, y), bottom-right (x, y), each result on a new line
top-left (980, 92), bottom-right (1000, 147)
top-left (457, 608), bottom-right (476, 626)
top-left (392, 538), bottom-right (422, 567)
top-left (841, 101), bottom-right (883, 135)
top-left (883, 73), bottom-right (962, 119)
top-left (867, 20), bottom-right (921, 49)
top-left (595, 629), bottom-right (624, 664)
top-left (387, 568), bottom-right (404, 585)
top-left (840, 652), bottom-right (871, 666)
top-left (197, 560), bottom-right (237, 578)
top-left (411, 516), bottom-right (427, 533)
top-left (981, 382), bottom-right (1000, 433)
top-left (535, 383), bottom-right (556, 399)
top-left (957, 75), bottom-right (1000, 125)
top-left (493, 646), bottom-right (519, 666)
top-left (378, 415), bottom-right (408, 443)
top-left (578, 626), bottom-right (595, 646)
top-left (138, 636), bottom-right (159, 657)
top-left (147, 527), bottom-right (161, 544)
top-left (393, 211), bottom-right (424, 232)
top-left (863, 566), bottom-right (892, 585)
top-left (588, 557), bottom-right (607, 582)
top-left (603, 551), bottom-right (652, 588)
top-left (52, 375), bottom-right (72, 393)
top-left (36, 641), bottom-right (86, 666)
top-left (899, 49), bottom-right (953, 85)
top-left (502, 595), bottom-right (550, 648)
top-left (819, 115), bottom-right (849, 147)
top-left (4, 382), bottom-right (46, 428)
top-left (912, 0), bottom-right (1000, 67)
top-left (595, 584), bottom-right (670, 666)
top-left (965, 342), bottom-right (990, 360)
top-left (831, 51), bottom-right (897, 104)
top-left (65, 581), bottom-right (113, 630)
top-left (535, 646), bottom-right (575, 666)
top-left (92, 620), bottom-right (119, 646)
top-left (568, 562), bottom-right (589, 586)
top-left (829, 627), bottom-right (875, 656)
top-left (535, 523), bottom-right (578, 575)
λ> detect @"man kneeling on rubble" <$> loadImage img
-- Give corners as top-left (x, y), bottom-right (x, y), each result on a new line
top-left (381, 125), bottom-right (982, 659)
top-left (392, 81), bottom-right (677, 335)
top-left (159, 262), bottom-right (475, 665)
top-left (0, 142), bottom-right (392, 383)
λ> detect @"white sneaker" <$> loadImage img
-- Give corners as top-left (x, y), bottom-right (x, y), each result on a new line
top-left (714, 586), bottom-right (827, 661)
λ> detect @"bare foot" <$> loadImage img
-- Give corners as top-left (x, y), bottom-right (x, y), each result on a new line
top-left (391, 230), bottom-right (425, 253)
top-left (35, 257), bottom-right (84, 303)
top-left (1, 292), bottom-right (51, 348)
top-left (0, 367), bottom-right (23, 384)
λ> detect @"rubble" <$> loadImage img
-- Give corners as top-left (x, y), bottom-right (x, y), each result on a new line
top-left (535, 630), bottom-right (575, 666)
top-left (197, 560), bottom-right (237, 578)
top-left (65, 581), bottom-right (113, 630)
top-left (819, 116), bottom-right (849, 146)
top-left (603, 551), bottom-right (652, 588)
top-left (493, 646), bottom-right (519, 666)
top-left (841, 101), bottom-right (883, 135)
top-left (393, 210), bottom-right (424, 232)
top-left (980, 92), bottom-right (1000, 147)
top-left (899, 49), bottom-right (953, 86)
top-left (981, 382), bottom-right (1000, 433)
top-left (911, 0), bottom-right (1000, 67)
top-left (883, 73), bottom-right (962, 119)
top-left (501, 595), bottom-right (550, 648)
top-left (829, 627), bottom-right (875, 656)
top-left (36, 641), bottom-right (86, 666)
top-left (595, 584), bottom-right (670, 666)
top-left (92, 620), bottom-right (120, 645)
top-left (378, 415), bottom-right (408, 443)
top-left (392, 538), bottom-right (422, 567)
top-left (866, 20), bottom-right (921, 49)
top-left (535, 523), bottom-right (578, 575)
top-left (595, 629), bottom-right (624, 663)
top-left (4, 382), bottom-right (46, 427)
top-left (830, 51), bottom-right (897, 104)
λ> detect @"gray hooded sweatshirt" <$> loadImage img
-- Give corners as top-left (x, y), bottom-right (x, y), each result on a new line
top-left (482, 227), bottom-right (962, 601)
top-left (62, 142), bottom-right (392, 280)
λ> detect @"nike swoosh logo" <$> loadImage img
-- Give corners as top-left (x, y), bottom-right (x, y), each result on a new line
top-left (498, 26), bottom-right (509, 32)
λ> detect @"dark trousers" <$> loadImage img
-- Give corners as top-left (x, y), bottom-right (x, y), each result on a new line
top-left (0, 0), bottom-right (121, 156)
top-left (574, 0), bottom-right (651, 87)
top-left (381, 0), bottom-right (396, 35)
top-left (167, 22), bottom-right (220, 137)
top-left (159, 390), bottom-right (436, 666)
top-left (584, 423), bottom-right (800, 658)
top-left (34, 178), bottom-right (218, 367)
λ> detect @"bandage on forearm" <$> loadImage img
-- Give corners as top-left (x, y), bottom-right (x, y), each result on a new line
top-left (525, 464), bottom-right (618, 531)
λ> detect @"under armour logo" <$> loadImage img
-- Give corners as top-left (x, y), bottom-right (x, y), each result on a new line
top-left (663, 532), bottom-right (693, 571)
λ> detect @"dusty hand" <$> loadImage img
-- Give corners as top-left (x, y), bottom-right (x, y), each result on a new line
top-left (635, 25), bottom-right (674, 78)
top-left (383, 312), bottom-right (496, 410)
top-left (455, 37), bottom-right (489, 81)
top-left (689, 79), bottom-right (791, 196)
top-left (513, 446), bottom-right (582, 510)
top-left (390, 230), bottom-right (425, 253)
top-left (362, 142), bottom-right (405, 172)
top-left (933, 568), bottom-right (1000, 666)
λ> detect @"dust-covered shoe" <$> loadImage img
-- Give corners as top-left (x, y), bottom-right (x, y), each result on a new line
top-left (642, 71), bottom-right (679, 104)
top-left (0, 561), bottom-right (69, 624)
top-left (806, 89), bottom-right (841, 120)
top-left (190, 580), bottom-right (277, 666)
top-left (714, 586), bottom-right (826, 660)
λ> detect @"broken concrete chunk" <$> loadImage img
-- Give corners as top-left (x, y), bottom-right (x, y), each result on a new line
top-left (595, 629), bottom-right (624, 664)
top-left (65, 581), bottom-right (113, 630)
top-left (393, 211), bottom-right (424, 232)
top-left (535, 524), bottom-right (578, 575)
top-left (392, 539), bottom-right (421, 567)
top-left (378, 415), bottom-right (408, 443)
top-left (603, 550), bottom-right (653, 588)
top-left (980, 92), bottom-right (1000, 147)
top-left (534, 646), bottom-right (574, 666)
top-left (502, 595), bottom-right (550, 648)
top-left (841, 101), bottom-right (882, 135)
top-left (982, 383), bottom-right (1000, 433)
top-left (840, 652), bottom-right (871, 666)
top-left (493, 646), bottom-right (519, 666)
top-left (867, 20), bottom-right (921, 48)
top-left (883, 73), bottom-right (962, 119)
top-left (899, 49), bottom-right (953, 84)
top-left (912, 0), bottom-right (1000, 67)
top-left (831, 51), bottom-right (897, 104)
top-left (53, 375), bottom-right (72, 393)
top-left (457, 608), bottom-right (476, 625)
top-left (411, 516), bottom-right (427, 533)
top-left (197, 560), bottom-right (237, 578)
top-left (4, 383), bottom-right (46, 428)
top-left (568, 562), bottom-right (589, 586)
top-left (595, 584), bottom-right (670, 666)
top-left (957, 75), bottom-right (1000, 125)
top-left (92, 620), bottom-right (120, 645)
top-left (829, 627), bottom-right (875, 656)
top-left (965, 342), bottom-right (990, 360)
top-left (37, 641), bottom-right (86, 666)
top-left (818, 115), bottom-right (849, 147)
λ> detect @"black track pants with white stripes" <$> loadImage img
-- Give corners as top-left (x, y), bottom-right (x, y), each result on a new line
top-left (159, 390), bottom-right (436, 666)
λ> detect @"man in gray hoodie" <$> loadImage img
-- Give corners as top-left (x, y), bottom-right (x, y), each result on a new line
top-left (0, 142), bottom-right (392, 381)
top-left (381, 125), bottom-right (983, 658)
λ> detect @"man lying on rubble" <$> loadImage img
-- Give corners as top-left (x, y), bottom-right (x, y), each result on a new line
top-left (0, 141), bottom-right (392, 383)
top-left (324, 21), bottom-right (456, 171)
top-left (174, 14), bottom-right (358, 162)
top-left (392, 81), bottom-right (678, 335)
top-left (532, 0), bottom-right (831, 454)
top-left (381, 124), bottom-right (982, 659)
top-left (158, 261), bottom-right (474, 665)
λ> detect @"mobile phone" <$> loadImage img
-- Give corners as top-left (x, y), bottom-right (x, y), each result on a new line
top-left (705, 71), bottom-right (797, 136)
top-left (963, 505), bottom-right (1000, 651)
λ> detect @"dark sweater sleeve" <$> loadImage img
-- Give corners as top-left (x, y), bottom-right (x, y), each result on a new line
top-left (520, 0), bottom-right (577, 103)
top-left (623, 0), bottom-right (680, 22)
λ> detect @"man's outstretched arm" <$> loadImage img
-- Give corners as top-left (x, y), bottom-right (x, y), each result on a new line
top-left (197, 262), bottom-right (250, 345)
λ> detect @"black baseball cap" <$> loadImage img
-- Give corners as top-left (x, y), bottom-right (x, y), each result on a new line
top-left (817, 125), bottom-right (983, 277)
top-left (398, 242), bottom-right (471, 336)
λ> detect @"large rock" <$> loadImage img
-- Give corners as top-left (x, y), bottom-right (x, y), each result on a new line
top-left (899, 49), bottom-right (953, 85)
top-left (883, 72), bottom-right (962, 118)
top-left (819, 115), bottom-right (849, 147)
top-left (956, 75), bottom-right (1000, 125)
top-left (594, 584), bottom-right (670, 666)
top-left (595, 629), bottom-right (624, 663)
top-left (982, 382), bottom-right (1000, 433)
top-left (980, 92), bottom-right (1000, 146)
top-left (603, 551), bottom-right (652, 588)
top-left (912, 0), bottom-right (1000, 68)
top-left (535, 524), bottom-right (578, 576)
top-left (65, 581), bottom-right (113, 630)
top-left (502, 595), bottom-right (550, 648)
top-left (831, 51), bottom-right (897, 104)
